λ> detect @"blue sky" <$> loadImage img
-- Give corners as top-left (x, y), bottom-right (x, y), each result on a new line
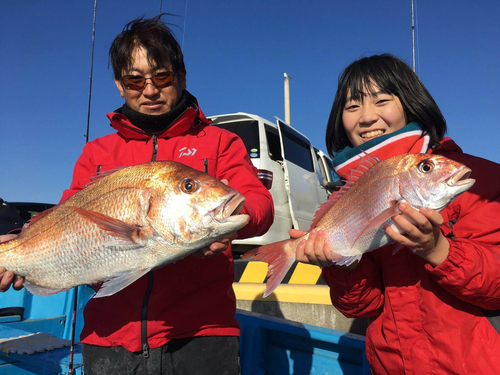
top-left (2, 0), bottom-right (499, 204)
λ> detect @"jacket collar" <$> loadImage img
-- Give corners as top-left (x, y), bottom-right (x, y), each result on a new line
top-left (431, 137), bottom-right (463, 154)
top-left (107, 101), bottom-right (210, 140)
top-left (332, 122), bottom-right (430, 177)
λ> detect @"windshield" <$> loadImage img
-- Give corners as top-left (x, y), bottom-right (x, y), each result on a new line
top-left (212, 120), bottom-right (260, 158)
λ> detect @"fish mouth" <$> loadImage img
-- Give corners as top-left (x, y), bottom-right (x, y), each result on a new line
top-left (446, 167), bottom-right (475, 187)
top-left (212, 193), bottom-right (247, 223)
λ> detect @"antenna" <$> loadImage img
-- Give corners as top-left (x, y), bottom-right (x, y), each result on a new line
top-left (182, 0), bottom-right (189, 51)
top-left (411, 0), bottom-right (416, 72)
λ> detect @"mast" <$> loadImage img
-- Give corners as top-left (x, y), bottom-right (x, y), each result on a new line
top-left (284, 73), bottom-right (291, 125)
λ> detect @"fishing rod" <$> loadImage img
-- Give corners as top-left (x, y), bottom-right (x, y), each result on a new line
top-left (69, 2), bottom-right (98, 374)
top-left (85, 0), bottom-right (98, 144)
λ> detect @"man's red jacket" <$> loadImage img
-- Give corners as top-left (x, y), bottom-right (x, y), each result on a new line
top-left (60, 102), bottom-right (274, 353)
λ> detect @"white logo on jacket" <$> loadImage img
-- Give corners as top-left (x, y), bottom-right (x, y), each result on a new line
top-left (178, 147), bottom-right (197, 158)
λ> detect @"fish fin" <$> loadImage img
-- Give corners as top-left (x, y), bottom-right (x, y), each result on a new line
top-left (103, 226), bottom-right (158, 248)
top-left (23, 281), bottom-right (70, 297)
top-left (329, 252), bottom-right (362, 266)
top-left (310, 178), bottom-right (357, 229)
top-left (351, 204), bottom-right (402, 248)
top-left (310, 189), bottom-right (344, 229)
top-left (310, 152), bottom-right (381, 230)
top-left (84, 166), bottom-right (129, 187)
top-left (68, 207), bottom-right (143, 244)
top-left (358, 151), bottom-right (381, 166)
top-left (392, 243), bottom-right (404, 255)
top-left (344, 151), bottom-right (381, 184)
top-left (242, 240), bottom-right (297, 298)
top-left (94, 268), bottom-right (152, 298)
top-left (21, 206), bottom-right (57, 230)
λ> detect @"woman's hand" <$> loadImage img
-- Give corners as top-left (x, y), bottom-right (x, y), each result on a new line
top-left (385, 202), bottom-right (449, 266)
top-left (291, 229), bottom-right (337, 268)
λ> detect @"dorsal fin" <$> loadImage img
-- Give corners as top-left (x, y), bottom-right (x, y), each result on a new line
top-left (21, 205), bottom-right (57, 230)
top-left (309, 151), bottom-right (381, 230)
top-left (342, 151), bottom-right (380, 186)
top-left (358, 151), bottom-right (380, 167)
top-left (310, 190), bottom-right (341, 229)
top-left (85, 166), bottom-right (128, 187)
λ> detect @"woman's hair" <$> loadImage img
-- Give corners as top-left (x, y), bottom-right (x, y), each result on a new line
top-left (109, 14), bottom-right (186, 79)
top-left (325, 54), bottom-right (446, 155)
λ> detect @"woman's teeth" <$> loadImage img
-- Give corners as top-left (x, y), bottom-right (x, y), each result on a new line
top-left (361, 130), bottom-right (384, 138)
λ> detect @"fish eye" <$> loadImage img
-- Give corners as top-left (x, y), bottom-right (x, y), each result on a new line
top-left (181, 179), bottom-right (198, 193)
top-left (418, 160), bottom-right (435, 173)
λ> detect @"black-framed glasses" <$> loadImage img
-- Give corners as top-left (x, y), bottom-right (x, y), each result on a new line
top-left (120, 71), bottom-right (176, 90)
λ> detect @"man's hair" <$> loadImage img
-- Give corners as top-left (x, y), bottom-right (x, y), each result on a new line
top-left (109, 14), bottom-right (186, 79)
top-left (325, 54), bottom-right (447, 155)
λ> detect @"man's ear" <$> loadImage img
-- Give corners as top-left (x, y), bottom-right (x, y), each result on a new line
top-left (178, 73), bottom-right (187, 90)
top-left (114, 78), bottom-right (125, 98)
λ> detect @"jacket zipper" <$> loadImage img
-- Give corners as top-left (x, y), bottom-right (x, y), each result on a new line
top-left (141, 134), bottom-right (159, 358)
top-left (141, 272), bottom-right (154, 357)
top-left (151, 135), bottom-right (158, 161)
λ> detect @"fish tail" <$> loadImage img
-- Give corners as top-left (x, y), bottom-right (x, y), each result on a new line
top-left (241, 239), bottom-right (297, 297)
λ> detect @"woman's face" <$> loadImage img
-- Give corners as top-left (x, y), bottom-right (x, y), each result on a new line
top-left (342, 83), bottom-right (406, 147)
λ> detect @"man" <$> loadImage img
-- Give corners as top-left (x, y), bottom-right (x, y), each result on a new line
top-left (0, 15), bottom-right (273, 374)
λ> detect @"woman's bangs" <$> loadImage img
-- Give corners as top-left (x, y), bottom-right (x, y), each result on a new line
top-left (346, 75), bottom-right (387, 102)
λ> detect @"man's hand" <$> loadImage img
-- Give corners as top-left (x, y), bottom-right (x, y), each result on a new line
top-left (193, 178), bottom-right (243, 258)
top-left (193, 232), bottom-right (238, 257)
top-left (0, 234), bottom-right (25, 292)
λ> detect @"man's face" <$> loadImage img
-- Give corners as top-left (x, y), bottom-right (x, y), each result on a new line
top-left (114, 46), bottom-right (186, 115)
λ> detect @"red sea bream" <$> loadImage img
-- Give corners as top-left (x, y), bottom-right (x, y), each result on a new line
top-left (0, 161), bottom-right (249, 297)
top-left (243, 153), bottom-right (475, 297)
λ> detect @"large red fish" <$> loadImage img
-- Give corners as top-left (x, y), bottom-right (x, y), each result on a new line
top-left (0, 161), bottom-right (249, 297)
top-left (243, 153), bottom-right (475, 297)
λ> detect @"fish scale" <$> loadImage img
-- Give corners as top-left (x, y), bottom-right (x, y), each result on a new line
top-left (0, 161), bottom-right (249, 298)
top-left (319, 174), bottom-right (397, 255)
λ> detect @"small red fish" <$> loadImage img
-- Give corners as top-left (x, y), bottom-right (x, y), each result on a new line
top-left (243, 153), bottom-right (475, 297)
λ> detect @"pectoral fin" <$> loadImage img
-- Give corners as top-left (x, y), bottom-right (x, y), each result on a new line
top-left (23, 282), bottom-right (70, 297)
top-left (68, 207), bottom-right (143, 244)
top-left (329, 253), bottom-right (362, 267)
top-left (94, 268), bottom-right (152, 298)
top-left (352, 203), bottom-right (402, 248)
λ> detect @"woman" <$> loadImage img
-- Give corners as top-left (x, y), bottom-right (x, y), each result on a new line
top-left (293, 54), bottom-right (500, 374)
